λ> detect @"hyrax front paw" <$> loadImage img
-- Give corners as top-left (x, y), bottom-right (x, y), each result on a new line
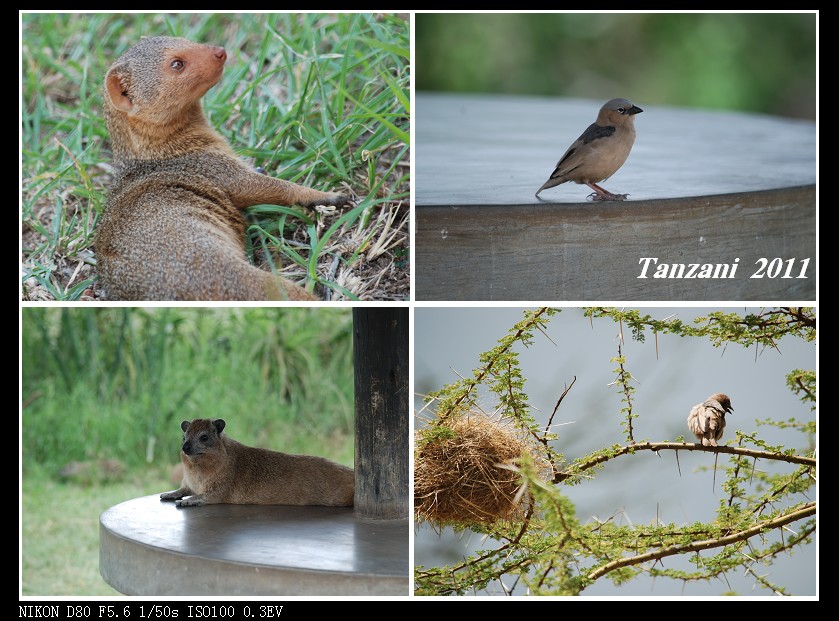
top-left (175, 496), bottom-right (206, 507)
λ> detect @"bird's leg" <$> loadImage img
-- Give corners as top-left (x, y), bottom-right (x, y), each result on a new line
top-left (586, 182), bottom-right (629, 201)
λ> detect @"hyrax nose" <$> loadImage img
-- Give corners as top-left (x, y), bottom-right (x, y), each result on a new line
top-left (182, 441), bottom-right (192, 455)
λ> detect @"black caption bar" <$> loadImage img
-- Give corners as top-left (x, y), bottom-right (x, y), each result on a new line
top-left (20, 604), bottom-right (290, 619)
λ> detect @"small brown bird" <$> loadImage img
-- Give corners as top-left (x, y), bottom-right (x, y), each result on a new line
top-left (536, 98), bottom-right (643, 201)
top-left (687, 393), bottom-right (734, 447)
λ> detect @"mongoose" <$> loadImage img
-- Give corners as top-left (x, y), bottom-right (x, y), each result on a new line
top-left (161, 418), bottom-right (355, 507)
top-left (95, 36), bottom-right (351, 301)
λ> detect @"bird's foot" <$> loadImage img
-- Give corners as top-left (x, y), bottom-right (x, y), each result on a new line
top-left (585, 182), bottom-right (629, 201)
top-left (587, 191), bottom-right (629, 202)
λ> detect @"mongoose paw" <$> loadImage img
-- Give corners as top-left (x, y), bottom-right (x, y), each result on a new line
top-left (302, 189), bottom-right (355, 209)
top-left (319, 192), bottom-right (354, 208)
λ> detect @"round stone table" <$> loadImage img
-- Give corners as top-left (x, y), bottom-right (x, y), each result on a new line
top-left (100, 495), bottom-right (409, 596)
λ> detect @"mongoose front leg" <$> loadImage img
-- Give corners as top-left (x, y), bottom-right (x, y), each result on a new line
top-left (160, 486), bottom-right (193, 501)
top-left (229, 170), bottom-right (353, 210)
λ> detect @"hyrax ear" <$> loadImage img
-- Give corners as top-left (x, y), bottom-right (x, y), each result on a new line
top-left (213, 419), bottom-right (226, 434)
top-left (181, 420), bottom-right (191, 432)
top-left (105, 64), bottom-right (135, 113)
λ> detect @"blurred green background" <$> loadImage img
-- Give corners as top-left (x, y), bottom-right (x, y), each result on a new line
top-left (21, 307), bottom-right (355, 594)
top-left (416, 12), bottom-right (816, 119)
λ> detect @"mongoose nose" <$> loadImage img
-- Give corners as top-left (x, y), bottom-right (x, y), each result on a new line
top-left (213, 47), bottom-right (227, 64)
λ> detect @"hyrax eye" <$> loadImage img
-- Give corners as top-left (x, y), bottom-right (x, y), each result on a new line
top-left (199, 433), bottom-right (208, 442)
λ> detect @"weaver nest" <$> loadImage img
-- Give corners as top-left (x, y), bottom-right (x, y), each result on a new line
top-left (414, 412), bottom-right (549, 526)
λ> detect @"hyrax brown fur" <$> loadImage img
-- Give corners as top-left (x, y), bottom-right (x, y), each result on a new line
top-left (95, 36), bottom-right (351, 301)
top-left (161, 418), bottom-right (355, 507)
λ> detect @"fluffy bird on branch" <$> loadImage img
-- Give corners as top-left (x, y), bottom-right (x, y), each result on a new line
top-left (687, 393), bottom-right (733, 447)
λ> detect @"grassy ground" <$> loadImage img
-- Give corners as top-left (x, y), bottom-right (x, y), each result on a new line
top-left (20, 12), bottom-right (410, 301)
top-left (21, 466), bottom-right (172, 596)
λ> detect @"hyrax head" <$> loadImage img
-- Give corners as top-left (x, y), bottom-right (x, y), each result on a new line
top-left (104, 36), bottom-right (227, 124)
top-left (180, 418), bottom-right (226, 457)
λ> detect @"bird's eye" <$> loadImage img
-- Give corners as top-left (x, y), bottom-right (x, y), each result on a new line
top-left (171, 59), bottom-right (185, 71)
top-left (618, 107), bottom-right (626, 114)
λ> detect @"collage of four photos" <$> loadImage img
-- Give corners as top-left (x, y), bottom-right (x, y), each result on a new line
top-left (20, 11), bottom-right (817, 601)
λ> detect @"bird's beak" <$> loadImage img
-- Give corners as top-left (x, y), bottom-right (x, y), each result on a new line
top-left (628, 105), bottom-right (643, 115)
top-left (727, 406), bottom-right (734, 415)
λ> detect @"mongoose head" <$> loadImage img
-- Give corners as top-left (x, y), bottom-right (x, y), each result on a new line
top-left (180, 418), bottom-right (227, 457)
top-left (104, 36), bottom-right (227, 159)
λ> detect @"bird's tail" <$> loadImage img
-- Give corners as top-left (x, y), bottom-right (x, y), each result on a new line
top-left (535, 180), bottom-right (552, 197)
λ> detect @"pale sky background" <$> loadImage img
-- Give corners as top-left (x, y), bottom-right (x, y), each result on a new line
top-left (413, 306), bottom-right (817, 597)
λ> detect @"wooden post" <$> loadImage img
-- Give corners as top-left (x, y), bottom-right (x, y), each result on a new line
top-left (353, 308), bottom-right (408, 519)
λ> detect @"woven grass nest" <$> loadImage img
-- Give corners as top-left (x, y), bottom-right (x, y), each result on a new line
top-left (414, 412), bottom-right (548, 526)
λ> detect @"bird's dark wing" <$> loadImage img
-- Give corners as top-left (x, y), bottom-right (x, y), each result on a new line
top-left (535, 123), bottom-right (617, 195)
top-left (551, 123), bottom-right (616, 173)
top-left (578, 123), bottom-right (616, 145)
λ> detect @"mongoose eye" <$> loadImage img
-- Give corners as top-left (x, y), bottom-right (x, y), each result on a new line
top-left (170, 59), bottom-right (185, 71)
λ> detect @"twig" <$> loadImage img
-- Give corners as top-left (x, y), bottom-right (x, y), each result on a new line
top-left (613, 341), bottom-right (635, 443)
top-left (554, 442), bottom-right (815, 484)
top-left (440, 308), bottom-right (553, 421)
top-left (547, 376), bottom-right (577, 433)
top-left (794, 375), bottom-right (815, 401)
top-left (588, 502), bottom-right (815, 581)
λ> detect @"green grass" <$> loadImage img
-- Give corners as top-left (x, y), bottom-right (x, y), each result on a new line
top-left (22, 307), bottom-right (356, 472)
top-left (22, 466), bottom-right (172, 596)
top-left (21, 307), bottom-right (357, 595)
top-left (21, 12), bottom-right (410, 301)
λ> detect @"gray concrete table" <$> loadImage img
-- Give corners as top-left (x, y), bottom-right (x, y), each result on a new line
top-left (416, 93), bottom-right (816, 301)
top-left (100, 496), bottom-right (408, 596)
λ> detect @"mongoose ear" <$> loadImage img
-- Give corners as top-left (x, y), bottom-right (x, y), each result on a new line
top-left (105, 65), bottom-right (134, 113)
top-left (213, 419), bottom-right (226, 434)
top-left (180, 420), bottom-right (190, 432)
